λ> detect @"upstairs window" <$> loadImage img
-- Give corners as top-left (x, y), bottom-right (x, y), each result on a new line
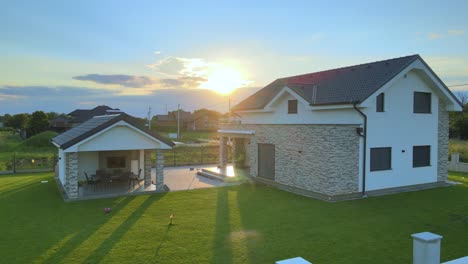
top-left (288, 100), bottom-right (298, 114)
top-left (376, 93), bottom-right (384, 112)
top-left (414, 92), bottom-right (431, 113)
top-left (413, 145), bottom-right (431, 167)
top-left (370, 147), bottom-right (392, 171)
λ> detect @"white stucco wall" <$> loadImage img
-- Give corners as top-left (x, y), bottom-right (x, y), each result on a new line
top-left (58, 149), bottom-right (65, 184)
top-left (364, 71), bottom-right (439, 190)
top-left (236, 70), bottom-right (444, 192)
top-left (67, 123), bottom-right (166, 152)
top-left (78, 151), bottom-right (99, 181)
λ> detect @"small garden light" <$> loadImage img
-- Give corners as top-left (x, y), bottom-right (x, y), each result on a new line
top-left (169, 209), bottom-right (174, 225)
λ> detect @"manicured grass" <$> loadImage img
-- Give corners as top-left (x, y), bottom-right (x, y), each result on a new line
top-left (0, 172), bottom-right (467, 263)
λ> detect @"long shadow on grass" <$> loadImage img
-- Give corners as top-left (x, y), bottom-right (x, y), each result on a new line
top-left (82, 193), bottom-right (166, 263)
top-left (0, 180), bottom-right (47, 199)
top-left (210, 187), bottom-right (233, 264)
top-left (41, 196), bottom-right (137, 263)
top-left (235, 182), bottom-right (264, 263)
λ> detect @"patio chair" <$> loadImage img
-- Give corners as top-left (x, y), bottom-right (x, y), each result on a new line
top-left (129, 169), bottom-right (142, 188)
top-left (84, 172), bottom-right (100, 191)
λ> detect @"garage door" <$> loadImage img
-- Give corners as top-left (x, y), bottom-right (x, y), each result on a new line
top-left (258, 143), bottom-right (275, 180)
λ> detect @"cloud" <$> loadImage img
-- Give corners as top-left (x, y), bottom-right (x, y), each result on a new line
top-left (73, 74), bottom-right (156, 88)
top-left (154, 51), bottom-right (162, 55)
top-left (146, 56), bottom-right (213, 77)
top-left (427, 33), bottom-right (441, 40)
top-left (72, 74), bottom-right (207, 89)
top-left (0, 94), bottom-right (25, 101)
top-left (448, 29), bottom-right (464, 36)
top-left (0, 84), bottom-right (261, 117)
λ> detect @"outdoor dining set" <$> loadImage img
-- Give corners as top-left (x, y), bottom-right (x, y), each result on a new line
top-left (84, 168), bottom-right (143, 191)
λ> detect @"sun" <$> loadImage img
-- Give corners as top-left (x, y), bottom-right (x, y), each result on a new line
top-left (201, 67), bottom-right (247, 95)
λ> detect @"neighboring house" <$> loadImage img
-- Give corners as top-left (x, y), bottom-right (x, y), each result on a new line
top-left (154, 110), bottom-right (192, 128)
top-left (219, 54), bottom-right (462, 201)
top-left (186, 109), bottom-right (221, 131)
top-left (51, 113), bottom-right (174, 200)
top-left (68, 105), bottom-right (122, 127)
top-left (49, 116), bottom-right (71, 132)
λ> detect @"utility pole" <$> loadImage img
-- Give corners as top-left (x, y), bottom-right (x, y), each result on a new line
top-left (147, 106), bottom-right (152, 129)
top-left (177, 104), bottom-right (180, 139)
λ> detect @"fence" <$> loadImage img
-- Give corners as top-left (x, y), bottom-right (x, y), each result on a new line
top-left (162, 145), bottom-right (232, 167)
top-left (0, 145), bottom-right (228, 174)
top-left (448, 152), bottom-right (468, 173)
top-left (0, 154), bottom-right (57, 174)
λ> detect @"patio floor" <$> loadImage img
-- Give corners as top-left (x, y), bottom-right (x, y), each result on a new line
top-left (77, 165), bottom-right (236, 199)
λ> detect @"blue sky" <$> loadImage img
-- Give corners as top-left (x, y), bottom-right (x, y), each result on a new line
top-left (1, 0), bottom-right (467, 116)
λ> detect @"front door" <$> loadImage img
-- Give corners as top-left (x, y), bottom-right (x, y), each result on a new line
top-left (258, 143), bottom-right (275, 180)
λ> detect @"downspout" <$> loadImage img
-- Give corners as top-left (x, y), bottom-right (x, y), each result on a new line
top-left (353, 103), bottom-right (367, 197)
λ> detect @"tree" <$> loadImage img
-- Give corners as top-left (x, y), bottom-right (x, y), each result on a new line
top-left (27, 111), bottom-right (49, 137)
top-left (6, 113), bottom-right (30, 130)
top-left (46, 112), bottom-right (59, 120)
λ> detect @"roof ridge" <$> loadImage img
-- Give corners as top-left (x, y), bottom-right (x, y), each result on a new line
top-left (280, 54), bottom-right (420, 81)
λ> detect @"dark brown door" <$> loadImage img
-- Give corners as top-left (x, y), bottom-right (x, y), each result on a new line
top-left (258, 143), bottom-right (275, 180)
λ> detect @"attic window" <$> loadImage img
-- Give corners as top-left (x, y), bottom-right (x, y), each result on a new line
top-left (288, 100), bottom-right (298, 114)
top-left (376, 93), bottom-right (384, 112)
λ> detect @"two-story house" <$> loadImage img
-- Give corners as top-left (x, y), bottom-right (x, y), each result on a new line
top-left (219, 55), bottom-right (462, 201)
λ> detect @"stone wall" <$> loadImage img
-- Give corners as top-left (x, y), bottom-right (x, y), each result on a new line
top-left (437, 102), bottom-right (449, 182)
top-left (65, 152), bottom-right (79, 199)
top-left (155, 149), bottom-right (164, 190)
top-left (221, 124), bottom-right (360, 196)
top-left (144, 150), bottom-right (152, 186)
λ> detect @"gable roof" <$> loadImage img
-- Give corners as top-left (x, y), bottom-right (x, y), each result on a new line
top-left (51, 113), bottom-right (175, 150)
top-left (233, 55), bottom-right (460, 111)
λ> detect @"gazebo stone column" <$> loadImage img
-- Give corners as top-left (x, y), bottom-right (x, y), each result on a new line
top-left (144, 149), bottom-right (152, 186)
top-left (155, 149), bottom-right (164, 190)
top-left (219, 136), bottom-right (228, 168)
top-left (65, 152), bottom-right (79, 199)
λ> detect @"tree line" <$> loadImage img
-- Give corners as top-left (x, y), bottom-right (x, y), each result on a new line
top-left (1, 111), bottom-right (66, 138)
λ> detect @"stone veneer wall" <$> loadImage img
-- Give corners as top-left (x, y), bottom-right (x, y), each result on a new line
top-left (144, 150), bottom-right (152, 186)
top-left (437, 102), bottom-right (449, 182)
top-left (65, 152), bottom-right (79, 199)
top-left (221, 124), bottom-right (360, 196)
top-left (155, 149), bottom-right (164, 190)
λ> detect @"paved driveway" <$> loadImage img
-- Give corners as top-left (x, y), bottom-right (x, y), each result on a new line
top-left (152, 165), bottom-right (231, 191)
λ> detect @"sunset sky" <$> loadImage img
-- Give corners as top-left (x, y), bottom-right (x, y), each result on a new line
top-left (1, 0), bottom-right (467, 117)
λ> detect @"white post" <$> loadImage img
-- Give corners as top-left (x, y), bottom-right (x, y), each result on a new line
top-left (411, 232), bottom-right (443, 264)
top-left (451, 153), bottom-right (460, 164)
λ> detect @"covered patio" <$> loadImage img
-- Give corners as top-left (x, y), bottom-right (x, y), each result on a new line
top-left (212, 128), bottom-right (255, 178)
top-left (51, 114), bottom-right (174, 200)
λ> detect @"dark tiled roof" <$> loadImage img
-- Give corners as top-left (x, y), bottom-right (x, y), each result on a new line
top-left (51, 113), bottom-right (175, 149)
top-left (68, 105), bottom-right (121, 123)
top-left (233, 55), bottom-right (421, 110)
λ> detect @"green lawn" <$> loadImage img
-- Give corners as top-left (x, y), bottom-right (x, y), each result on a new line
top-left (0, 172), bottom-right (467, 264)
